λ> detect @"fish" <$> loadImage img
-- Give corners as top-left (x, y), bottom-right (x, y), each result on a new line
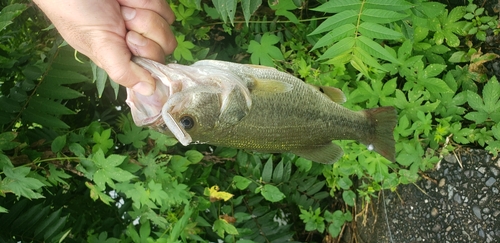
top-left (126, 57), bottom-right (398, 164)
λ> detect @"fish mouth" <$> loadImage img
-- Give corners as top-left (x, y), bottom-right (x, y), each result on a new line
top-left (125, 80), bottom-right (170, 126)
top-left (126, 57), bottom-right (177, 127)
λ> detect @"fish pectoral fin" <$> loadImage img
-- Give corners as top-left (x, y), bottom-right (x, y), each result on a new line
top-left (308, 84), bottom-right (346, 104)
top-left (251, 77), bottom-right (293, 93)
top-left (292, 143), bottom-right (344, 164)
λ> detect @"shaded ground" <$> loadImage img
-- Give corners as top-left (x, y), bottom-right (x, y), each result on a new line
top-left (352, 149), bottom-right (500, 242)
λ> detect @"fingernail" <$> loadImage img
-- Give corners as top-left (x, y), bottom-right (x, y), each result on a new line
top-left (127, 31), bottom-right (147, 47)
top-left (132, 82), bottom-right (154, 96)
top-left (121, 7), bottom-right (136, 21)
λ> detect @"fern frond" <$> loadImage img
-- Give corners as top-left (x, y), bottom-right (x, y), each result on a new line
top-left (310, 0), bottom-right (413, 77)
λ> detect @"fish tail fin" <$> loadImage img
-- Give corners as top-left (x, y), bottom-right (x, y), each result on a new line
top-left (363, 106), bottom-right (397, 162)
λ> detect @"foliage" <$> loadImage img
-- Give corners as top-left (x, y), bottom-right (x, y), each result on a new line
top-left (1, 0), bottom-right (500, 242)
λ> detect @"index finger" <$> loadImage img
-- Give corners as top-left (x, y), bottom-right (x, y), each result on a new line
top-left (117, 0), bottom-right (175, 24)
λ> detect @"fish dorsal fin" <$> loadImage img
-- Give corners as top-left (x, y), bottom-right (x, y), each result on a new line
top-left (250, 78), bottom-right (293, 93)
top-left (308, 84), bottom-right (346, 104)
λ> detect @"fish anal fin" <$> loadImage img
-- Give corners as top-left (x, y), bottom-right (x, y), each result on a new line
top-left (250, 77), bottom-right (293, 93)
top-left (362, 106), bottom-right (397, 162)
top-left (292, 143), bottom-right (344, 164)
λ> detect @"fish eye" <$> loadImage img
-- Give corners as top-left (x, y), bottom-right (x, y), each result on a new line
top-left (179, 116), bottom-right (194, 129)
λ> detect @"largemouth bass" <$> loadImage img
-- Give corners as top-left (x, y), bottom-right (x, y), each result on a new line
top-left (126, 57), bottom-right (397, 164)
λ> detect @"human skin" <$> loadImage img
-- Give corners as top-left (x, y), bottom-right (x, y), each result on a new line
top-left (33, 0), bottom-right (177, 96)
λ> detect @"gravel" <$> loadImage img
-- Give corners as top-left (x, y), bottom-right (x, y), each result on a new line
top-left (350, 149), bottom-right (500, 243)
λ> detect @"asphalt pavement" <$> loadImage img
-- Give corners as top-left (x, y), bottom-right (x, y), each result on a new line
top-left (350, 149), bottom-right (500, 243)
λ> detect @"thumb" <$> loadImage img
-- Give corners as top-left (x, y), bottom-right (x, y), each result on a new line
top-left (93, 35), bottom-right (156, 96)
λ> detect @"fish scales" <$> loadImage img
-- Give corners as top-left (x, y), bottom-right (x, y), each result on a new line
top-left (208, 76), bottom-right (372, 150)
top-left (127, 57), bottom-right (397, 164)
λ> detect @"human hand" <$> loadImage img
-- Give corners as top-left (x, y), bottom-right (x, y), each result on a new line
top-left (33, 0), bottom-right (177, 96)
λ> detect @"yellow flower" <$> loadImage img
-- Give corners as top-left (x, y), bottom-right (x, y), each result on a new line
top-left (207, 185), bottom-right (233, 202)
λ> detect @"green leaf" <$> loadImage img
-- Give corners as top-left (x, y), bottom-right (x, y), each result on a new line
top-left (46, 164), bottom-right (71, 186)
top-left (337, 176), bottom-right (353, 189)
top-left (51, 135), bottom-right (67, 153)
top-left (213, 218), bottom-right (239, 238)
top-left (44, 215), bottom-right (68, 241)
top-left (92, 150), bottom-right (135, 189)
top-left (235, 212), bottom-right (253, 223)
top-left (324, 210), bottom-right (352, 237)
top-left (306, 181), bottom-right (326, 195)
top-left (0, 206), bottom-right (7, 213)
top-left (482, 77), bottom-right (500, 113)
top-left (419, 78), bottom-right (453, 95)
top-left (269, 0), bottom-right (299, 23)
top-left (36, 82), bottom-right (84, 99)
top-left (360, 9), bottom-right (408, 23)
top-left (0, 3), bottom-right (27, 31)
top-left (92, 63), bottom-right (109, 98)
top-left (0, 97), bottom-right (22, 113)
top-left (170, 155), bottom-right (191, 173)
top-left (342, 190), bottom-right (356, 206)
top-left (0, 132), bottom-right (19, 151)
top-left (233, 175), bottom-right (252, 190)
top-left (92, 129), bottom-right (113, 154)
top-left (467, 90), bottom-right (484, 111)
top-left (216, 147), bottom-right (238, 158)
top-left (299, 207), bottom-right (325, 233)
top-left (272, 159), bottom-right (284, 183)
top-left (22, 107), bottom-right (70, 129)
top-left (295, 157), bottom-right (312, 172)
top-left (318, 36), bottom-right (355, 61)
top-left (149, 130), bottom-right (178, 151)
top-left (69, 143), bottom-right (85, 157)
top-left (261, 184), bottom-right (285, 202)
top-left (32, 207), bottom-right (60, 237)
top-left (2, 167), bottom-right (45, 199)
top-left (44, 67), bottom-right (90, 85)
top-left (464, 111), bottom-right (488, 124)
top-left (423, 64), bottom-right (447, 78)
top-left (212, 0), bottom-right (237, 25)
top-left (312, 24), bottom-right (356, 50)
top-left (358, 22), bottom-right (403, 40)
top-left (29, 97), bottom-right (76, 115)
top-left (356, 36), bottom-right (401, 64)
top-left (309, 10), bottom-right (358, 35)
top-left (247, 33), bottom-right (284, 66)
top-left (173, 35), bottom-right (195, 61)
top-left (241, 0), bottom-right (261, 24)
top-left (283, 159), bottom-right (292, 181)
top-left (185, 150), bottom-right (204, 163)
top-left (262, 157), bottom-right (273, 182)
top-left (117, 125), bottom-right (148, 149)
top-left (147, 180), bottom-right (169, 205)
top-left (365, 0), bottom-right (413, 11)
top-left (312, 0), bottom-right (361, 13)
